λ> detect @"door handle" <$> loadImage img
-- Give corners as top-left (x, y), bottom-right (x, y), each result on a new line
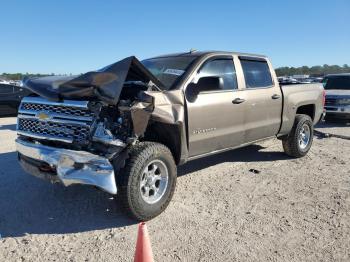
top-left (271, 94), bottom-right (281, 99)
top-left (232, 98), bottom-right (245, 104)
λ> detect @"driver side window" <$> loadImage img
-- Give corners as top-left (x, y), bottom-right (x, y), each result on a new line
top-left (198, 59), bottom-right (238, 91)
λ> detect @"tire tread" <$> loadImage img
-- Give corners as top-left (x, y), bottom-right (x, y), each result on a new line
top-left (116, 142), bottom-right (176, 221)
top-left (282, 114), bottom-right (313, 157)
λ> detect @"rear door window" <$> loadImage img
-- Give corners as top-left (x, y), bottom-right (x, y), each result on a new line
top-left (240, 59), bottom-right (273, 88)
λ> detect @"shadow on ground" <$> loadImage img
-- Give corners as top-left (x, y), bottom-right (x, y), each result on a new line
top-left (314, 120), bottom-right (350, 140)
top-left (0, 143), bottom-right (289, 238)
top-left (0, 124), bottom-right (16, 131)
top-left (315, 120), bottom-right (349, 129)
top-left (178, 144), bottom-right (290, 176)
top-left (0, 152), bottom-right (135, 238)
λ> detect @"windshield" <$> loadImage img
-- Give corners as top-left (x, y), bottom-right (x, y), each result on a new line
top-left (142, 56), bottom-right (197, 89)
top-left (323, 75), bottom-right (350, 90)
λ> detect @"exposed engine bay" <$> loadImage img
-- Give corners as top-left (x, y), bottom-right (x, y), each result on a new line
top-left (82, 81), bottom-right (155, 159)
top-left (18, 81), bottom-right (154, 160)
top-left (19, 56), bottom-right (187, 159)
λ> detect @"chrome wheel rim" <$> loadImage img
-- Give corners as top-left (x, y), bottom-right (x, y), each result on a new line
top-left (298, 124), bottom-right (311, 150)
top-left (140, 160), bottom-right (169, 204)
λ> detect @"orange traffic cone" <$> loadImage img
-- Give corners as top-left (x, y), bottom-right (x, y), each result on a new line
top-left (134, 222), bottom-right (154, 262)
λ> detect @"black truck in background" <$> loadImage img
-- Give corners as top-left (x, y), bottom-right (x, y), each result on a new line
top-left (0, 84), bottom-right (32, 116)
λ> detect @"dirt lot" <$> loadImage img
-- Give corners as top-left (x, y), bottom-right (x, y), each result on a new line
top-left (0, 117), bottom-right (349, 262)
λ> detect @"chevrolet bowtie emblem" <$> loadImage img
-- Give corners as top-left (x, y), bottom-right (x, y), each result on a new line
top-left (36, 112), bottom-right (51, 121)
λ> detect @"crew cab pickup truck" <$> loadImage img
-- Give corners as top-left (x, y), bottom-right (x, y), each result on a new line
top-left (16, 51), bottom-right (325, 220)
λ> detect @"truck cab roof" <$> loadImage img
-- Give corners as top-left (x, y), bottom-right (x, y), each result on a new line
top-left (325, 73), bottom-right (350, 78)
top-left (149, 51), bottom-right (268, 60)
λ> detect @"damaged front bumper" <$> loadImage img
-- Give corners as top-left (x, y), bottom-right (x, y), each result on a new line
top-left (16, 138), bottom-right (117, 194)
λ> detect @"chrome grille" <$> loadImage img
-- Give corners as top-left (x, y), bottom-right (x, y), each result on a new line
top-left (324, 107), bottom-right (337, 111)
top-left (20, 103), bottom-right (94, 118)
top-left (18, 118), bottom-right (90, 143)
top-left (325, 98), bottom-right (337, 106)
top-left (17, 97), bottom-right (94, 144)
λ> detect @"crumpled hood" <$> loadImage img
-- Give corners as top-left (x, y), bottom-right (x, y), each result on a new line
top-left (326, 89), bottom-right (350, 98)
top-left (24, 56), bottom-right (165, 105)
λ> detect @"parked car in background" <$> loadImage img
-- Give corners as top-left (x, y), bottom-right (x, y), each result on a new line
top-left (323, 73), bottom-right (350, 120)
top-left (278, 76), bottom-right (300, 85)
top-left (279, 76), bottom-right (324, 86)
top-left (0, 79), bottom-right (10, 85)
top-left (311, 77), bottom-right (324, 83)
top-left (9, 80), bottom-right (23, 86)
top-left (0, 84), bottom-right (32, 116)
top-left (299, 78), bottom-right (323, 84)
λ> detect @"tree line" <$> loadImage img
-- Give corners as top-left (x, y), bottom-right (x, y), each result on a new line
top-left (1, 64), bottom-right (350, 80)
top-left (275, 64), bottom-right (350, 77)
top-left (0, 73), bottom-right (69, 81)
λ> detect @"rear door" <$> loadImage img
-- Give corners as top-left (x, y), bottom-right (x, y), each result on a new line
top-left (238, 57), bottom-right (282, 142)
top-left (185, 56), bottom-right (246, 157)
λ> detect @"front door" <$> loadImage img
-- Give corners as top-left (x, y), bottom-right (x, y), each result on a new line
top-left (186, 57), bottom-right (246, 157)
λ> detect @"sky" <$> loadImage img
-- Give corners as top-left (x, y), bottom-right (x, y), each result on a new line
top-left (0, 0), bottom-right (349, 74)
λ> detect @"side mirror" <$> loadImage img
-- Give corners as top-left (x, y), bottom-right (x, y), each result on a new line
top-left (197, 76), bottom-right (223, 92)
top-left (186, 76), bottom-right (223, 102)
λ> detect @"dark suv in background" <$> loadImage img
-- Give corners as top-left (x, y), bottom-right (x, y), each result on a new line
top-left (323, 74), bottom-right (350, 120)
top-left (0, 84), bottom-right (32, 116)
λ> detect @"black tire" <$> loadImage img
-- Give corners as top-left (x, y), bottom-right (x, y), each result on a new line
top-left (116, 142), bottom-right (177, 221)
top-left (282, 114), bottom-right (314, 157)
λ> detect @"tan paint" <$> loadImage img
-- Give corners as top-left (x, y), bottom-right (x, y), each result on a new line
top-left (134, 53), bottom-right (324, 163)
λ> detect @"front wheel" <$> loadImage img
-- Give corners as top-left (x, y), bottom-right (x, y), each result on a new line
top-left (116, 142), bottom-right (177, 221)
top-left (282, 114), bottom-right (314, 157)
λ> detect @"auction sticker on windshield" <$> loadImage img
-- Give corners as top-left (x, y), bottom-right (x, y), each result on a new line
top-left (164, 69), bottom-right (185, 76)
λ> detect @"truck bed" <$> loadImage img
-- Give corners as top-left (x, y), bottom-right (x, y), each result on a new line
top-left (279, 83), bottom-right (324, 135)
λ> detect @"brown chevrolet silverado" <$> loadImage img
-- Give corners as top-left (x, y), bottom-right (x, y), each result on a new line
top-left (16, 51), bottom-right (325, 220)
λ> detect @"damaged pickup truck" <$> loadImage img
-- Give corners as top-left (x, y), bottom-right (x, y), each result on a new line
top-left (16, 51), bottom-right (325, 220)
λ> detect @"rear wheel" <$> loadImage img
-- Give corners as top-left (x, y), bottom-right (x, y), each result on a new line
top-left (282, 114), bottom-right (313, 157)
top-left (116, 142), bottom-right (177, 221)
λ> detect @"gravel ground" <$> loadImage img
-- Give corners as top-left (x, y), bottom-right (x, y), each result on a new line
top-left (0, 117), bottom-right (349, 262)
top-left (315, 121), bottom-right (350, 138)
